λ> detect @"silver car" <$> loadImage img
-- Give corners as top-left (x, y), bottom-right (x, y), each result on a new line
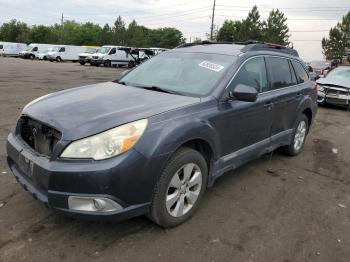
top-left (317, 66), bottom-right (350, 110)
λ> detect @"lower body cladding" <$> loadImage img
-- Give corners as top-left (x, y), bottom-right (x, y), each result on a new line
top-left (6, 133), bottom-right (168, 221)
top-left (318, 89), bottom-right (350, 110)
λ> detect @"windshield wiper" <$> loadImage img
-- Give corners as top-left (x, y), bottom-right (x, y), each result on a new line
top-left (136, 85), bottom-right (183, 95)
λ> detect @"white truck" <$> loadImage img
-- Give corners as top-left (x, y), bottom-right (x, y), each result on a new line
top-left (0, 42), bottom-right (27, 57)
top-left (47, 45), bottom-right (87, 62)
top-left (19, 43), bottom-right (56, 59)
top-left (91, 45), bottom-right (135, 68)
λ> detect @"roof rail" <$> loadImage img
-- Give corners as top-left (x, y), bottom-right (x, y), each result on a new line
top-left (176, 40), bottom-right (299, 57)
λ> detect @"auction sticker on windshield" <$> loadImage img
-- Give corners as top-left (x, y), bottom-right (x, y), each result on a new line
top-left (199, 61), bottom-right (225, 72)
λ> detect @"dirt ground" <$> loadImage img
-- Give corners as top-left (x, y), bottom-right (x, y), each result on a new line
top-left (0, 57), bottom-right (349, 262)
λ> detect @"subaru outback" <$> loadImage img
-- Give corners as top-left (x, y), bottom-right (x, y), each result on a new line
top-left (7, 41), bottom-right (317, 228)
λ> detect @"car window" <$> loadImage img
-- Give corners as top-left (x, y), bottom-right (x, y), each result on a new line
top-left (32, 47), bottom-right (38, 52)
top-left (227, 57), bottom-right (268, 93)
top-left (266, 57), bottom-right (295, 89)
top-left (59, 47), bottom-right (65, 52)
top-left (109, 48), bottom-right (116, 55)
top-left (292, 61), bottom-right (309, 83)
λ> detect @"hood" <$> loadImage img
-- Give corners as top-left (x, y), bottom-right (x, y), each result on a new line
top-left (317, 77), bottom-right (350, 89)
top-left (23, 82), bottom-right (200, 140)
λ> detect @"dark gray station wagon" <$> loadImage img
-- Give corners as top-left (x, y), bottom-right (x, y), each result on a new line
top-left (7, 42), bottom-right (317, 227)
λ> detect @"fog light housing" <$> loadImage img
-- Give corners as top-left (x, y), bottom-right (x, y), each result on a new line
top-left (68, 196), bottom-right (122, 213)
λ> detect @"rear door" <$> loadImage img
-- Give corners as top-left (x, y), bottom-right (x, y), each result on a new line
top-left (265, 57), bottom-right (302, 145)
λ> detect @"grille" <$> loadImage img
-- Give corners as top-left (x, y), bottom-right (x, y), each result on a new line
top-left (18, 116), bottom-right (62, 157)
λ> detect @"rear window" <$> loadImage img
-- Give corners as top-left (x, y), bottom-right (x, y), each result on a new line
top-left (292, 61), bottom-right (309, 83)
top-left (266, 57), bottom-right (296, 89)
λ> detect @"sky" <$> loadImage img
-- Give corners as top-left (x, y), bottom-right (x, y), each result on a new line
top-left (0, 0), bottom-right (349, 61)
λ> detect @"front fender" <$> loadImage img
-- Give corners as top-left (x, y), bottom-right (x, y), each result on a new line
top-left (134, 116), bottom-right (220, 161)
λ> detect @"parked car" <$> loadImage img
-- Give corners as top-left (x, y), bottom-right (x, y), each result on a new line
top-left (316, 66), bottom-right (350, 110)
top-left (20, 43), bottom-right (55, 60)
top-left (47, 45), bottom-right (87, 62)
top-left (78, 46), bottom-right (100, 65)
top-left (91, 45), bottom-right (135, 68)
top-left (6, 41), bottom-right (317, 228)
top-left (309, 61), bottom-right (330, 78)
top-left (0, 42), bottom-right (27, 57)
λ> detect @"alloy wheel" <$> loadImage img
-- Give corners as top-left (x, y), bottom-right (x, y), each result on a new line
top-left (294, 120), bottom-right (307, 151)
top-left (166, 163), bottom-right (202, 218)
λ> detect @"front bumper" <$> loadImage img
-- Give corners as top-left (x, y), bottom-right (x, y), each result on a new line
top-left (6, 132), bottom-right (165, 221)
top-left (91, 59), bottom-right (104, 65)
top-left (318, 90), bottom-right (350, 107)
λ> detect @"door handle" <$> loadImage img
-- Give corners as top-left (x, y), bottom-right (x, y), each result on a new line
top-left (264, 101), bottom-right (273, 110)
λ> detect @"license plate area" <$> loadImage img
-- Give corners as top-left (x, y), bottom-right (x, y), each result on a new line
top-left (18, 154), bottom-right (34, 179)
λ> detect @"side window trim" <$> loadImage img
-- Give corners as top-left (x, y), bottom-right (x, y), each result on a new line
top-left (288, 60), bottom-right (298, 85)
top-left (222, 55), bottom-right (307, 99)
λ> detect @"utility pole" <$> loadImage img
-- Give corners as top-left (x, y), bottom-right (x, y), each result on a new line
top-left (210, 0), bottom-right (216, 41)
top-left (61, 13), bottom-right (64, 26)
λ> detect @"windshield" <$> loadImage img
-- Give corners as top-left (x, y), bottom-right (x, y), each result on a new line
top-left (120, 52), bottom-right (234, 96)
top-left (85, 48), bottom-right (97, 54)
top-left (325, 67), bottom-right (350, 80)
top-left (26, 46), bottom-right (34, 51)
top-left (99, 47), bottom-right (111, 54)
top-left (52, 46), bottom-right (61, 52)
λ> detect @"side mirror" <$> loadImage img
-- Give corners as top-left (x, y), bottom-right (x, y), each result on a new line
top-left (232, 84), bottom-right (258, 102)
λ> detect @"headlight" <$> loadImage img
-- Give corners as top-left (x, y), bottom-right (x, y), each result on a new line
top-left (60, 119), bottom-right (148, 160)
top-left (317, 85), bottom-right (324, 92)
top-left (23, 94), bottom-right (52, 110)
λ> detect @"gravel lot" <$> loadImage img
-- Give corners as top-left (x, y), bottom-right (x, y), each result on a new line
top-left (0, 57), bottom-right (349, 262)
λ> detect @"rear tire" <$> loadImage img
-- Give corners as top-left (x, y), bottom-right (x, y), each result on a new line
top-left (148, 147), bottom-right (208, 228)
top-left (282, 114), bottom-right (309, 156)
top-left (79, 61), bottom-right (86, 65)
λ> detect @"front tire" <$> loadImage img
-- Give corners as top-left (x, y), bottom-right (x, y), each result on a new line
top-left (149, 147), bottom-right (208, 228)
top-left (56, 57), bottom-right (62, 62)
top-left (282, 114), bottom-right (309, 156)
top-left (29, 54), bottom-right (35, 60)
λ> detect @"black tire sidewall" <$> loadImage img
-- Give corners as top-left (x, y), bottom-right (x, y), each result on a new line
top-left (150, 148), bottom-right (208, 228)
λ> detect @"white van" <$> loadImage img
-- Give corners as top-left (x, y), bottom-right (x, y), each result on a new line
top-left (91, 45), bottom-right (135, 68)
top-left (36, 47), bottom-right (54, 60)
top-left (47, 45), bottom-right (87, 62)
top-left (0, 42), bottom-right (27, 57)
top-left (78, 46), bottom-right (100, 65)
top-left (19, 43), bottom-right (55, 59)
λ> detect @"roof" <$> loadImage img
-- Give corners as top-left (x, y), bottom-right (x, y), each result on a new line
top-left (174, 41), bottom-right (299, 57)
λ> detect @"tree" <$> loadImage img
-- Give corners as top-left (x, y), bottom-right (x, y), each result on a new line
top-left (216, 6), bottom-right (289, 44)
top-left (262, 9), bottom-right (289, 45)
top-left (217, 20), bottom-right (244, 42)
top-left (113, 16), bottom-right (127, 45)
top-left (322, 11), bottom-right (350, 60)
top-left (241, 6), bottom-right (263, 41)
top-left (0, 19), bottom-right (29, 42)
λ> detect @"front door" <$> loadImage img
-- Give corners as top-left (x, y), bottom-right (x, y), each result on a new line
top-left (215, 56), bottom-right (274, 168)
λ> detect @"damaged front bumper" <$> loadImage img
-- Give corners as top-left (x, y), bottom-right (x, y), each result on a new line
top-left (317, 85), bottom-right (350, 108)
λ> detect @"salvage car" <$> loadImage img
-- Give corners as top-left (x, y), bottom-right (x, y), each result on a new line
top-left (316, 66), bottom-right (350, 110)
top-left (6, 41), bottom-right (317, 228)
